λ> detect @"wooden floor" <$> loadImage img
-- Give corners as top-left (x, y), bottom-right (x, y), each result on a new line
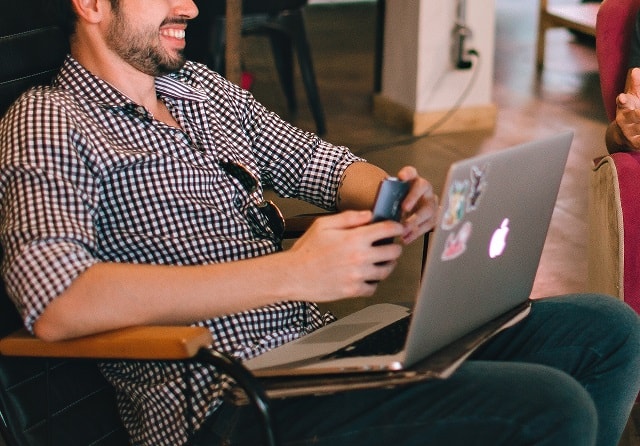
top-left (242, 0), bottom-right (639, 444)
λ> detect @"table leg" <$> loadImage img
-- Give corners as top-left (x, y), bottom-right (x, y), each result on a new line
top-left (225, 0), bottom-right (243, 85)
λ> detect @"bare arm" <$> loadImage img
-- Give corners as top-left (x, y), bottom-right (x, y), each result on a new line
top-left (337, 162), bottom-right (439, 244)
top-left (336, 161), bottom-right (389, 210)
top-left (35, 161), bottom-right (436, 342)
top-left (34, 210), bottom-right (405, 341)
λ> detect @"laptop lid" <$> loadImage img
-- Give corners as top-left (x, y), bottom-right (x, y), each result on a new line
top-left (244, 131), bottom-right (573, 376)
top-left (403, 130), bottom-right (573, 364)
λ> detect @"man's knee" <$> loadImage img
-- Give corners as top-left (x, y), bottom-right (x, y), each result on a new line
top-left (525, 366), bottom-right (598, 444)
top-left (448, 362), bottom-right (598, 445)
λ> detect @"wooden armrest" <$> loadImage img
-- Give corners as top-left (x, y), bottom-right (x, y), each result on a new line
top-left (0, 326), bottom-right (212, 360)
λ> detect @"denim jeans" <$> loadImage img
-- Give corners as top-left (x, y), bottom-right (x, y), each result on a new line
top-left (191, 294), bottom-right (640, 446)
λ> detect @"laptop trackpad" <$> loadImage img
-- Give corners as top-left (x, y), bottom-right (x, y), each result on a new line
top-left (296, 322), bottom-right (378, 344)
top-left (244, 303), bottom-right (411, 370)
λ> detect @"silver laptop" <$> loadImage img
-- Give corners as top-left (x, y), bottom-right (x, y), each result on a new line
top-left (244, 131), bottom-right (573, 378)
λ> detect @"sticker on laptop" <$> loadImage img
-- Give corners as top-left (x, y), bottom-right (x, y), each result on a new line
top-left (442, 164), bottom-right (489, 230)
top-left (442, 180), bottom-right (469, 230)
top-left (441, 221), bottom-right (472, 261)
top-left (467, 164), bottom-right (488, 211)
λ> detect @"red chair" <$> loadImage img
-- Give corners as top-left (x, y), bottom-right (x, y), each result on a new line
top-left (596, 0), bottom-right (640, 121)
top-left (589, 0), bottom-right (640, 315)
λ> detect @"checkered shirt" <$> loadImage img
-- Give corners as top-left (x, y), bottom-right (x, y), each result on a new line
top-left (0, 56), bottom-right (362, 445)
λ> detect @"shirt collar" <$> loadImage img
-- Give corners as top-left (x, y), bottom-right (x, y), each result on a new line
top-left (54, 55), bottom-right (209, 109)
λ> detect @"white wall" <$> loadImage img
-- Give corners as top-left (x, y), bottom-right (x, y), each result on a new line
top-left (376, 0), bottom-right (496, 134)
top-left (308, 0), bottom-right (497, 133)
top-left (382, 0), bottom-right (494, 113)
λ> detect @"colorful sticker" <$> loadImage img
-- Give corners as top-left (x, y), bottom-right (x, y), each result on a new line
top-left (442, 180), bottom-right (469, 230)
top-left (468, 164), bottom-right (488, 211)
top-left (441, 221), bottom-right (472, 261)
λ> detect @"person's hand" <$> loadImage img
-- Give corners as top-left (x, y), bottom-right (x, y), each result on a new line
top-left (287, 210), bottom-right (404, 301)
top-left (614, 68), bottom-right (640, 151)
top-left (395, 166), bottom-right (439, 244)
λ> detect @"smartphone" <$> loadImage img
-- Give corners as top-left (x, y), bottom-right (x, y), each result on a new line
top-left (371, 177), bottom-right (410, 223)
top-left (371, 177), bottom-right (409, 246)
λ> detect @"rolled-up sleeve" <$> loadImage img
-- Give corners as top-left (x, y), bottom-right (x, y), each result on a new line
top-left (0, 93), bottom-right (99, 331)
top-left (237, 94), bottom-right (364, 211)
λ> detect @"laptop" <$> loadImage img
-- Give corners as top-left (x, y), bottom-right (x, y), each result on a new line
top-left (243, 131), bottom-right (573, 381)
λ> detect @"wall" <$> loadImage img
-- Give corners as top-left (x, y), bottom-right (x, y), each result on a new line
top-left (376, 0), bottom-right (497, 135)
top-left (307, 0), bottom-right (497, 135)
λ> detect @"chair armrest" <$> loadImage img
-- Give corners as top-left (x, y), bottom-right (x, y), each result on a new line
top-left (588, 153), bottom-right (640, 314)
top-left (588, 155), bottom-right (624, 299)
top-left (0, 326), bottom-right (278, 445)
top-left (0, 326), bottom-right (212, 360)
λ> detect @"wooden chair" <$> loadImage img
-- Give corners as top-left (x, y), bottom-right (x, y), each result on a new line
top-left (536, 0), bottom-right (600, 69)
top-left (0, 306), bottom-right (275, 446)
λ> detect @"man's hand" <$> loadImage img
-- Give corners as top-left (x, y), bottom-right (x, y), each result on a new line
top-left (396, 166), bottom-right (439, 244)
top-left (287, 211), bottom-right (404, 301)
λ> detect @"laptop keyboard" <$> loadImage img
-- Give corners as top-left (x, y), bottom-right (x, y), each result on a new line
top-left (321, 315), bottom-right (411, 359)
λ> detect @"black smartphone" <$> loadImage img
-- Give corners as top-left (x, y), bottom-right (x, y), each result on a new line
top-left (371, 177), bottom-right (409, 246)
top-left (371, 177), bottom-right (410, 223)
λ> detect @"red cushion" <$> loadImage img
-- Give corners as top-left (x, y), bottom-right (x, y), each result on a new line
top-left (596, 0), bottom-right (640, 121)
top-left (611, 151), bottom-right (640, 314)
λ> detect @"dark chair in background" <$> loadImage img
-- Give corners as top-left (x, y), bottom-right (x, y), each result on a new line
top-left (186, 0), bottom-right (327, 135)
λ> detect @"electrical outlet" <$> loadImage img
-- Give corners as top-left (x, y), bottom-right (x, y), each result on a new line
top-left (452, 0), bottom-right (473, 70)
top-left (452, 23), bottom-right (473, 70)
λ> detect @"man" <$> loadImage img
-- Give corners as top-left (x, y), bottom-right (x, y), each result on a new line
top-left (0, 0), bottom-right (639, 445)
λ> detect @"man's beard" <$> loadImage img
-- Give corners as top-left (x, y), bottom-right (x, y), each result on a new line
top-left (106, 11), bottom-right (187, 76)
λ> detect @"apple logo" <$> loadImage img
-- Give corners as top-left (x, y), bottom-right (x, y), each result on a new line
top-left (489, 218), bottom-right (510, 259)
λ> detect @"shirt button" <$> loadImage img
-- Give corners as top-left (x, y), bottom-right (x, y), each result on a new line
top-left (135, 106), bottom-right (146, 114)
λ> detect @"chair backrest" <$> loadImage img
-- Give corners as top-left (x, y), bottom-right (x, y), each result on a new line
top-left (0, 1), bottom-right (129, 444)
top-left (595, 0), bottom-right (640, 121)
top-left (0, 2), bottom-right (68, 116)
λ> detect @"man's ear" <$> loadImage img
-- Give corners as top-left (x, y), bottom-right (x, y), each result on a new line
top-left (70, 0), bottom-right (108, 24)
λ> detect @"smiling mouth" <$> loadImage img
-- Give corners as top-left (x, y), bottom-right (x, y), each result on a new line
top-left (160, 28), bottom-right (186, 39)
